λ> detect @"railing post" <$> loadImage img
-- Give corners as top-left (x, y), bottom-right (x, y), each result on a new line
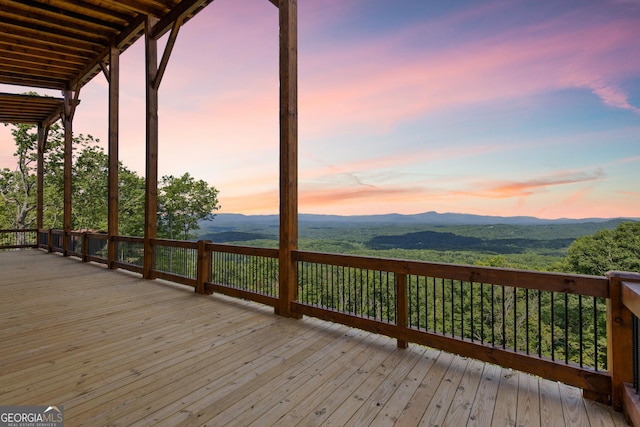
top-left (144, 239), bottom-right (157, 280)
top-left (82, 232), bottom-right (89, 262)
top-left (62, 230), bottom-right (69, 256)
top-left (108, 236), bottom-right (116, 269)
top-left (196, 240), bottom-right (212, 295)
top-left (607, 271), bottom-right (634, 411)
top-left (396, 272), bottom-right (409, 349)
top-left (47, 228), bottom-right (53, 253)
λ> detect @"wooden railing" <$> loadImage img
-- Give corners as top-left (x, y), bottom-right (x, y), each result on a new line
top-left (9, 228), bottom-right (638, 420)
top-left (205, 242), bottom-right (280, 307)
top-left (0, 228), bottom-right (38, 249)
top-left (293, 250), bottom-right (611, 400)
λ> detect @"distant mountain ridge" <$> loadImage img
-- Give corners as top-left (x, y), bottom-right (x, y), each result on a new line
top-left (205, 211), bottom-right (638, 228)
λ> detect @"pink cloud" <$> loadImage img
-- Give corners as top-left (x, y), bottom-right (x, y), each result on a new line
top-left (474, 169), bottom-right (606, 199)
top-left (299, 7), bottom-right (640, 138)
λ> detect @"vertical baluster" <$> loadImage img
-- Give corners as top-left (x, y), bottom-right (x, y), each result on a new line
top-left (594, 297), bottom-right (599, 371)
top-left (480, 283), bottom-right (484, 344)
top-left (513, 287), bottom-right (517, 352)
top-left (493, 284), bottom-right (498, 346)
top-left (579, 295), bottom-right (583, 367)
top-left (565, 293), bottom-right (569, 364)
top-left (470, 281), bottom-right (474, 342)
top-left (525, 288), bottom-right (529, 355)
top-left (502, 285), bottom-right (506, 349)
top-left (551, 292), bottom-right (555, 361)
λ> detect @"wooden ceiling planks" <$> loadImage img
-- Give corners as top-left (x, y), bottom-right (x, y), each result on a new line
top-left (0, 0), bottom-right (215, 128)
top-left (0, 92), bottom-right (65, 125)
top-left (0, 0), bottom-right (213, 91)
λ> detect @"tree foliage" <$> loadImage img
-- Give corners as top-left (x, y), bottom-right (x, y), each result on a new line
top-left (159, 173), bottom-right (220, 240)
top-left (1, 123), bottom-right (219, 238)
top-left (1, 123), bottom-right (66, 229)
top-left (564, 221), bottom-right (640, 276)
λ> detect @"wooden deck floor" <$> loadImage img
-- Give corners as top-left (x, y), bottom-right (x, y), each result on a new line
top-left (0, 250), bottom-right (628, 426)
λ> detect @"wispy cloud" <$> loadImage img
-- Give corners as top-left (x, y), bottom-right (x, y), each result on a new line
top-left (475, 169), bottom-right (606, 199)
top-left (298, 3), bottom-right (640, 139)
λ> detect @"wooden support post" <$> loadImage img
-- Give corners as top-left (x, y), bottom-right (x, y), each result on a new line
top-left (396, 273), bottom-right (409, 349)
top-left (62, 90), bottom-right (74, 256)
top-left (196, 240), bottom-right (212, 294)
top-left (276, 0), bottom-right (300, 318)
top-left (36, 124), bottom-right (49, 230)
top-left (607, 271), bottom-right (634, 411)
top-left (618, 273), bottom-right (640, 423)
top-left (143, 16), bottom-right (159, 280)
top-left (108, 46), bottom-right (120, 269)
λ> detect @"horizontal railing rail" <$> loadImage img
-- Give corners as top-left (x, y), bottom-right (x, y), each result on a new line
top-left (0, 228), bottom-right (38, 250)
top-left (10, 228), bottom-right (640, 411)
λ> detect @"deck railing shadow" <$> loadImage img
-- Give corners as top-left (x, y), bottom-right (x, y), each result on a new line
top-left (2, 228), bottom-right (639, 424)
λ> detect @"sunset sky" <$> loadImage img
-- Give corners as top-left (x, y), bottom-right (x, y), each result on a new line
top-left (1, 0), bottom-right (639, 219)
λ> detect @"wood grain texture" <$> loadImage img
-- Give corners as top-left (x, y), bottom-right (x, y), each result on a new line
top-left (0, 250), bottom-right (628, 426)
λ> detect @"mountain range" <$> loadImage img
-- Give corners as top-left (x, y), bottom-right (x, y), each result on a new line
top-left (203, 211), bottom-right (638, 229)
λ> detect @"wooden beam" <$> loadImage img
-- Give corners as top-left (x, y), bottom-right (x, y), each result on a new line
top-left (0, 32), bottom-right (96, 58)
top-left (143, 16), bottom-right (159, 279)
top-left (108, 46), bottom-right (120, 269)
top-left (0, 1), bottom-right (119, 37)
top-left (150, 0), bottom-right (211, 40)
top-left (267, 0), bottom-right (279, 7)
top-left (277, 0), bottom-right (299, 318)
top-left (69, 15), bottom-right (146, 90)
top-left (153, 17), bottom-right (182, 91)
top-left (99, 60), bottom-right (110, 83)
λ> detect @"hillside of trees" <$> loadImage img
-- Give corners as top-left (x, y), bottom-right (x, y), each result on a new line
top-left (200, 218), bottom-right (639, 274)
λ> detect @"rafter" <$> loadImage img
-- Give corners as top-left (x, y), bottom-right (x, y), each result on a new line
top-left (0, 1), bottom-right (212, 92)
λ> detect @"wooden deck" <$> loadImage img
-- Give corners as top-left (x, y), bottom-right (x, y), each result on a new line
top-left (0, 250), bottom-right (628, 426)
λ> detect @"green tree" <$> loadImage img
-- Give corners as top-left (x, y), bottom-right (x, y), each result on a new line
top-left (564, 221), bottom-right (640, 276)
top-left (71, 144), bottom-right (147, 236)
top-left (72, 141), bottom-right (106, 230)
top-left (0, 123), bottom-right (66, 230)
top-left (117, 165), bottom-right (146, 237)
top-left (158, 173), bottom-right (220, 240)
top-left (1, 122), bottom-right (147, 235)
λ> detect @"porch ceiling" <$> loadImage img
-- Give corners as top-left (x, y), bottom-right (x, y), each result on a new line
top-left (0, 92), bottom-right (65, 126)
top-left (0, 0), bottom-right (214, 92)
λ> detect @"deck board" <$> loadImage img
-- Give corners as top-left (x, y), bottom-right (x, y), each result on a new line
top-left (0, 250), bottom-right (628, 426)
